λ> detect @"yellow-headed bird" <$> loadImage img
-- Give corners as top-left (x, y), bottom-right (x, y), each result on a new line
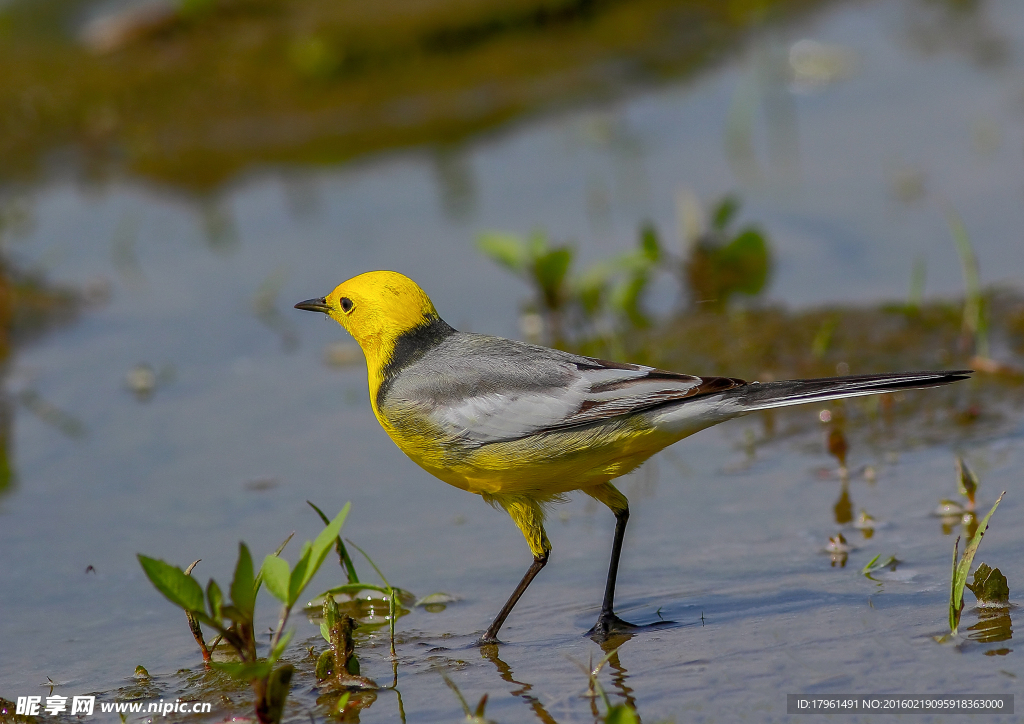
top-left (296, 271), bottom-right (969, 644)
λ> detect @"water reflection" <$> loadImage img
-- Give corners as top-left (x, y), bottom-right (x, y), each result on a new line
top-left (903, 0), bottom-right (1011, 69)
top-left (591, 635), bottom-right (640, 717)
top-left (479, 639), bottom-right (641, 723)
top-left (2, 0), bottom-right (839, 190)
top-left (833, 481), bottom-right (852, 526)
top-left (0, 211), bottom-right (87, 496)
top-left (966, 607), bottom-right (1013, 646)
top-left (480, 644), bottom-right (558, 724)
top-left (432, 146), bottom-right (477, 222)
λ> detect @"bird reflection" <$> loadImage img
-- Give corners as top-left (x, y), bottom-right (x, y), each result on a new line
top-left (479, 636), bottom-right (642, 723)
top-left (592, 634), bottom-right (639, 717)
top-left (480, 644), bottom-right (558, 724)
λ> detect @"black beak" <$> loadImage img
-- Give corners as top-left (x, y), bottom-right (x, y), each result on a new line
top-left (295, 297), bottom-right (331, 313)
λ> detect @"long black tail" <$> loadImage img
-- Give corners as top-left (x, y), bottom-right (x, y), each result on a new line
top-left (725, 370), bottom-right (972, 412)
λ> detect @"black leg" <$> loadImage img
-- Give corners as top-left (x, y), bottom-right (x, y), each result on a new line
top-left (602, 507), bottom-right (629, 614)
top-left (587, 507), bottom-right (640, 639)
top-left (478, 552), bottom-right (549, 645)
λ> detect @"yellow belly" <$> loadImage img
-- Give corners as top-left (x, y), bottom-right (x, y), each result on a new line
top-left (382, 413), bottom-right (675, 498)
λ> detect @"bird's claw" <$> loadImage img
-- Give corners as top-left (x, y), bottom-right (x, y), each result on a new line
top-left (587, 612), bottom-right (640, 640)
top-left (586, 611), bottom-right (674, 641)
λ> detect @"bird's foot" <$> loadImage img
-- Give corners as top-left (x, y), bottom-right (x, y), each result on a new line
top-left (586, 611), bottom-right (674, 642)
top-left (587, 611), bottom-right (640, 640)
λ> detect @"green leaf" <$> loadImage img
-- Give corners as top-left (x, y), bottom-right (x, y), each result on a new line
top-left (639, 222), bottom-right (661, 262)
top-left (949, 535), bottom-right (960, 634)
top-left (269, 630), bottom-right (294, 663)
top-left (289, 543), bottom-right (312, 606)
top-left (605, 704), bottom-right (640, 724)
top-left (966, 563), bottom-right (1010, 606)
top-left (290, 504), bottom-right (351, 602)
top-left (255, 532), bottom-right (295, 596)
top-left (230, 543), bottom-right (255, 618)
top-left (206, 579), bottom-right (223, 620)
top-left (315, 648), bottom-right (333, 679)
top-left (861, 554), bottom-right (899, 576)
top-left (261, 555), bottom-right (291, 604)
top-left (308, 500), bottom-right (359, 584)
top-left (310, 504), bottom-right (350, 574)
top-left (722, 228), bottom-right (770, 296)
top-left (263, 665), bottom-right (295, 724)
top-left (476, 232), bottom-right (529, 273)
top-left (532, 247), bottom-right (573, 309)
top-left (955, 458), bottom-right (978, 507)
top-left (711, 195), bottom-right (740, 231)
top-left (950, 492), bottom-right (1005, 634)
top-left (610, 272), bottom-right (651, 328)
top-left (138, 555), bottom-right (206, 612)
top-left (210, 659), bottom-right (273, 681)
top-left (319, 621), bottom-right (331, 643)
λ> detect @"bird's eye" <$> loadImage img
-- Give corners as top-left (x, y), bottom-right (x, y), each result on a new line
top-left (340, 297), bottom-right (354, 313)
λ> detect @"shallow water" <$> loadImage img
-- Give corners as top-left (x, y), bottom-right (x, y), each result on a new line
top-left (2, 0), bottom-right (1024, 721)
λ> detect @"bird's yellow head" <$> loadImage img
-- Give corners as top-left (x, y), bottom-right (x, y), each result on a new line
top-left (295, 271), bottom-right (442, 363)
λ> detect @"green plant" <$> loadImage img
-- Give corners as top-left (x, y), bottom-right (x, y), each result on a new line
top-left (477, 224), bottom-right (660, 346)
top-left (316, 537), bottom-right (404, 658)
top-left (966, 563), bottom-right (1010, 607)
top-left (678, 195), bottom-right (771, 312)
top-left (477, 195), bottom-right (772, 351)
top-left (945, 206), bottom-right (988, 358)
top-left (955, 457), bottom-right (978, 509)
top-left (861, 553), bottom-right (898, 577)
top-left (442, 674), bottom-right (494, 724)
top-left (572, 646), bottom-right (640, 723)
top-left (947, 492), bottom-right (1004, 636)
top-left (138, 504), bottom-right (349, 723)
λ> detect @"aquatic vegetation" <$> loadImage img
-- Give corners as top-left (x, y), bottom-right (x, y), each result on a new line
top-left (315, 597), bottom-right (377, 693)
top-left (574, 647), bottom-right (641, 724)
top-left (138, 505), bottom-right (350, 723)
top-left (136, 501), bottom-right (417, 721)
top-left (955, 456), bottom-right (979, 509)
top-left (861, 554), bottom-right (899, 577)
top-left (674, 195), bottom-right (771, 312)
top-left (946, 492), bottom-right (1005, 637)
top-left (935, 457), bottom-right (985, 536)
top-left (476, 225), bottom-right (661, 346)
top-left (966, 563), bottom-right (1010, 608)
top-left (442, 674), bottom-right (495, 724)
top-left (946, 206), bottom-right (988, 359)
top-left (478, 196), bottom-right (771, 347)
